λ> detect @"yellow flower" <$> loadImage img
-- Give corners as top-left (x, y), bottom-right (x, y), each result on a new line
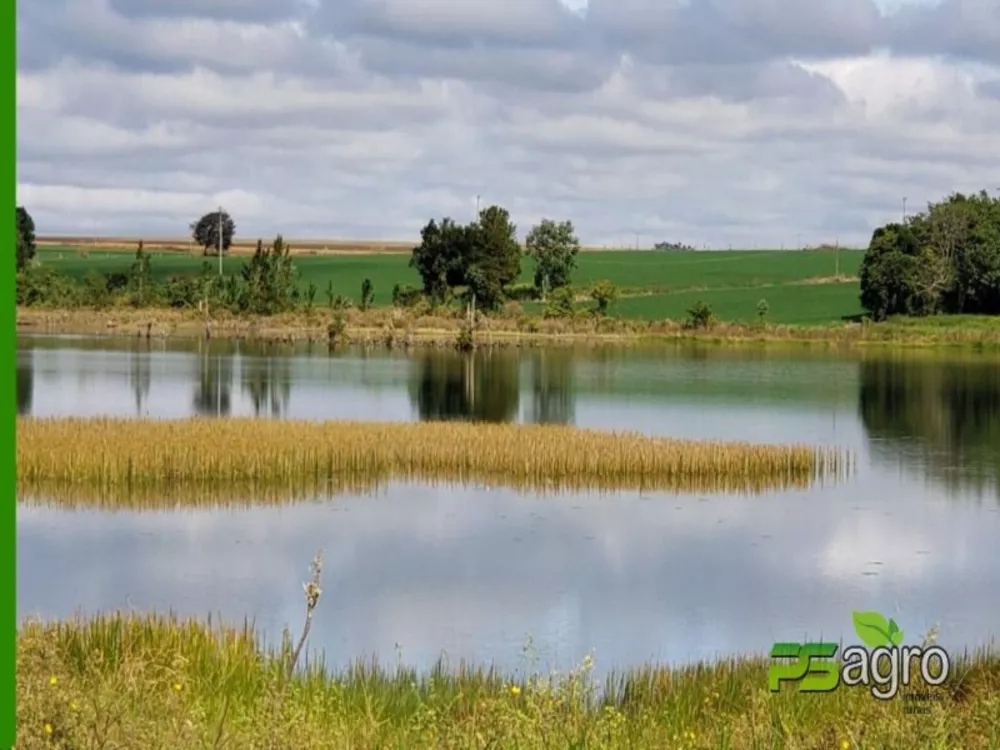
top-left (44, 724), bottom-right (53, 735)
top-left (48, 676), bottom-right (57, 686)
top-left (841, 742), bottom-right (850, 750)
top-left (69, 701), bottom-right (78, 711)
top-left (510, 685), bottom-right (521, 696)
top-left (173, 683), bottom-right (182, 692)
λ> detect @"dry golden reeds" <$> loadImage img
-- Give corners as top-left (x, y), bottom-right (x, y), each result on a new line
top-left (16, 417), bottom-right (851, 508)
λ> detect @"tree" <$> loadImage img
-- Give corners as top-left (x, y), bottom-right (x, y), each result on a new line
top-left (590, 279), bottom-right (617, 316)
top-left (410, 218), bottom-right (467, 303)
top-left (128, 240), bottom-right (154, 306)
top-left (191, 209), bottom-right (235, 255)
top-left (409, 205), bottom-right (522, 311)
top-left (860, 191), bottom-right (1000, 320)
top-left (240, 236), bottom-right (298, 315)
top-left (360, 278), bottom-right (374, 310)
top-left (16, 206), bottom-right (36, 270)
top-left (525, 218), bottom-right (580, 298)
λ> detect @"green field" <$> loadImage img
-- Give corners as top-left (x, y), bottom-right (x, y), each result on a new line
top-left (33, 246), bottom-right (866, 325)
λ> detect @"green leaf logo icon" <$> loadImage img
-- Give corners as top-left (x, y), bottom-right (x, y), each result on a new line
top-left (852, 611), bottom-right (903, 648)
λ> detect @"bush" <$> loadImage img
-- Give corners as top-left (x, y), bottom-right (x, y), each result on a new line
top-left (455, 318), bottom-right (475, 351)
top-left (504, 283), bottom-right (538, 302)
top-left (685, 301), bottom-right (714, 329)
top-left (392, 283), bottom-right (423, 308)
top-left (756, 298), bottom-right (769, 324)
top-left (590, 280), bottom-right (618, 316)
top-left (327, 310), bottom-right (348, 346)
top-left (544, 286), bottom-right (576, 319)
top-left (360, 278), bottom-right (374, 311)
top-left (16, 266), bottom-right (79, 307)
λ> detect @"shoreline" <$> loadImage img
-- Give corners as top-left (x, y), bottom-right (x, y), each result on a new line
top-left (17, 611), bottom-right (1000, 749)
top-left (16, 306), bottom-right (1000, 351)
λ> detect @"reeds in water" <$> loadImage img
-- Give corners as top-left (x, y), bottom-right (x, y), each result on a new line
top-left (16, 416), bottom-right (852, 508)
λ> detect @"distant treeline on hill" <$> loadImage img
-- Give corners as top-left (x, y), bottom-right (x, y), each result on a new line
top-left (653, 241), bottom-right (695, 251)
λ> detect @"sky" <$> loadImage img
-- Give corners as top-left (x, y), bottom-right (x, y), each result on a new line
top-left (15, 0), bottom-right (1000, 248)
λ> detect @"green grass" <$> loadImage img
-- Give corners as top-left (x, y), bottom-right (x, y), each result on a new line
top-left (607, 282), bottom-right (865, 325)
top-left (34, 246), bottom-right (422, 304)
top-left (16, 611), bottom-right (1000, 750)
top-left (563, 249), bottom-right (862, 293)
top-left (34, 247), bottom-right (864, 323)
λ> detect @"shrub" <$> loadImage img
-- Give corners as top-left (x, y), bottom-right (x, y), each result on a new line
top-left (590, 280), bottom-right (618, 316)
top-left (756, 298), bottom-right (769, 325)
top-left (685, 301), bottom-right (714, 329)
top-left (544, 286), bottom-right (576, 319)
top-left (392, 284), bottom-right (423, 308)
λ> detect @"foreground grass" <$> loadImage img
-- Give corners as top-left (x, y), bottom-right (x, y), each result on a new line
top-left (16, 417), bottom-right (850, 506)
top-left (17, 305), bottom-right (1000, 351)
top-left (17, 611), bottom-right (1000, 750)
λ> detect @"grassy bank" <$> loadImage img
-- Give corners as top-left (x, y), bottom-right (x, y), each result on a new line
top-left (17, 611), bottom-right (1000, 750)
top-left (17, 305), bottom-right (1000, 351)
top-left (16, 417), bottom-right (850, 506)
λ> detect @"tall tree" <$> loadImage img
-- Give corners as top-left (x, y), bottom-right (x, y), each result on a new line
top-left (466, 205), bottom-right (521, 310)
top-left (525, 218), bottom-right (580, 298)
top-left (409, 206), bottom-right (522, 311)
top-left (859, 190), bottom-right (1000, 320)
top-left (16, 206), bottom-right (36, 270)
top-left (410, 218), bottom-right (467, 303)
top-left (191, 209), bottom-right (236, 255)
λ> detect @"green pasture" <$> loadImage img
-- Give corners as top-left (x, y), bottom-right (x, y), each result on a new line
top-left (33, 246), bottom-right (865, 323)
top-left (564, 249), bottom-right (861, 292)
top-left (608, 282), bottom-right (865, 325)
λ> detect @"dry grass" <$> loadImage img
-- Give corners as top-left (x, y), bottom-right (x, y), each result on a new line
top-left (36, 236), bottom-right (418, 255)
top-left (17, 305), bottom-right (1000, 352)
top-left (16, 417), bottom-right (851, 506)
top-left (17, 610), bottom-right (1000, 750)
top-left (35, 236), bottom-right (613, 255)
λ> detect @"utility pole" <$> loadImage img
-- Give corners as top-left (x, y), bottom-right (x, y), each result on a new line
top-left (217, 206), bottom-right (224, 276)
top-left (475, 195), bottom-right (480, 218)
top-left (902, 197), bottom-right (907, 223)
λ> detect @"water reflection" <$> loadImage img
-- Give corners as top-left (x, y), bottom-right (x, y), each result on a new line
top-left (192, 345), bottom-right (233, 417)
top-left (409, 350), bottom-right (520, 422)
top-left (17, 477), bottom-right (1000, 677)
top-left (129, 342), bottom-right (152, 416)
top-left (859, 358), bottom-right (1000, 498)
top-left (17, 349), bottom-right (33, 415)
top-left (242, 355), bottom-right (292, 418)
top-left (14, 335), bottom-right (1000, 501)
top-left (527, 350), bottom-right (575, 425)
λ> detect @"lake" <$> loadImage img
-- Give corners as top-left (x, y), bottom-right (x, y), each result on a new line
top-left (16, 335), bottom-right (1000, 678)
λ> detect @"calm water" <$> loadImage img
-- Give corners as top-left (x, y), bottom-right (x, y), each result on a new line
top-left (16, 335), bottom-right (1000, 676)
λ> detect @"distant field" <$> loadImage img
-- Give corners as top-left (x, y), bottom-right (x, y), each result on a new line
top-left (31, 245), bottom-right (866, 325)
top-left (36, 236), bottom-right (416, 255)
top-left (604, 281), bottom-right (864, 325)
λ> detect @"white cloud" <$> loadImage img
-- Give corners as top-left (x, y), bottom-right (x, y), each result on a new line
top-left (15, 0), bottom-right (1000, 247)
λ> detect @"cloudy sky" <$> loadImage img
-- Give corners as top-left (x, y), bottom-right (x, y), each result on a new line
top-left (15, 0), bottom-right (1000, 248)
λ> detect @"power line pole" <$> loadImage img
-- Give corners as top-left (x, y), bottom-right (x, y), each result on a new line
top-left (902, 197), bottom-right (907, 223)
top-left (217, 206), bottom-right (224, 276)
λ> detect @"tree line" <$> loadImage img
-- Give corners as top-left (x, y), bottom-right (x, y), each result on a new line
top-left (859, 190), bottom-right (1000, 320)
top-left (16, 187), bottom-right (1000, 324)
top-left (14, 204), bottom-right (604, 317)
